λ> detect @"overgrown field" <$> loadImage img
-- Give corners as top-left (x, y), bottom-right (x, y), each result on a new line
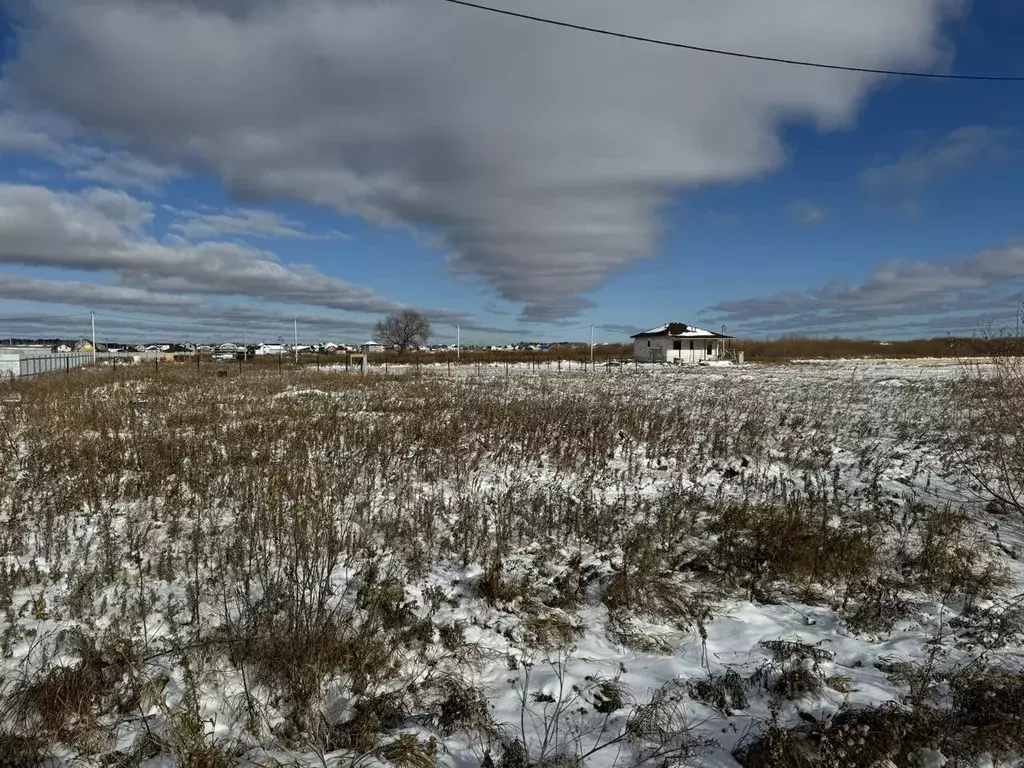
top-left (0, 360), bottom-right (1022, 767)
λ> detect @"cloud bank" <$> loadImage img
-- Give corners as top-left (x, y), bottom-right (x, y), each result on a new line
top-left (706, 240), bottom-right (1024, 335)
top-left (3, 0), bottom-right (962, 320)
top-left (0, 182), bottom-right (404, 313)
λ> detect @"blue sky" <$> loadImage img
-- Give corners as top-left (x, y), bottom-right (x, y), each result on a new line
top-left (1, 0), bottom-right (1023, 344)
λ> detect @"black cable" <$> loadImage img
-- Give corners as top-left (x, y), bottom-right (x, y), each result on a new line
top-left (441, 0), bottom-right (1024, 82)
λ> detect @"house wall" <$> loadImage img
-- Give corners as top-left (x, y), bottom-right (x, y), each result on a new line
top-left (633, 337), bottom-right (724, 363)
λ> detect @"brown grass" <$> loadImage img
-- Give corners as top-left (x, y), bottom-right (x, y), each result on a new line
top-left (0, 356), bottom-right (1018, 763)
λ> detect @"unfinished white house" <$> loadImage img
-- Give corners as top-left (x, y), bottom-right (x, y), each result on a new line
top-left (631, 323), bottom-right (733, 363)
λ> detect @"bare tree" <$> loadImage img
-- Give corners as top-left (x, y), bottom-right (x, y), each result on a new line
top-left (374, 310), bottom-right (431, 351)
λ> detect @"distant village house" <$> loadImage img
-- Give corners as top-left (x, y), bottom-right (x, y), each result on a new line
top-left (631, 323), bottom-right (732, 364)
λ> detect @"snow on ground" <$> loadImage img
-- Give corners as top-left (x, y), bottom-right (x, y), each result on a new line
top-left (0, 358), bottom-right (1021, 767)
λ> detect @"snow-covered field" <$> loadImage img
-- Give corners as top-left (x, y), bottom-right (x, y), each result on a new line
top-left (0, 359), bottom-right (1021, 767)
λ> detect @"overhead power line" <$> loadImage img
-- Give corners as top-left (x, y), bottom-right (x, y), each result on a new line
top-left (441, 0), bottom-right (1024, 82)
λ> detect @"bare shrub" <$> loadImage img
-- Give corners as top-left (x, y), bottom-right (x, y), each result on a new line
top-left (840, 578), bottom-right (916, 635)
top-left (501, 658), bottom-right (708, 768)
top-left (521, 613), bottom-right (583, 650)
top-left (687, 669), bottom-right (747, 715)
top-left (0, 733), bottom-right (47, 768)
top-left (330, 692), bottom-right (409, 752)
top-left (737, 664), bottom-right (1024, 768)
top-left (3, 630), bottom-right (143, 753)
top-left (735, 702), bottom-right (947, 768)
top-left (603, 526), bottom-right (713, 632)
top-left (708, 500), bottom-right (877, 601)
top-left (948, 665), bottom-right (1024, 761)
top-left (898, 503), bottom-right (1011, 602)
top-left (950, 350), bottom-right (1024, 520)
top-left (436, 680), bottom-right (493, 737)
top-left (747, 640), bottom-right (833, 701)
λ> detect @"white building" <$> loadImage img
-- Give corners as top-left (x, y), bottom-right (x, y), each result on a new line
top-left (631, 323), bottom-right (733, 364)
top-left (360, 341), bottom-right (384, 353)
top-left (254, 343), bottom-right (286, 356)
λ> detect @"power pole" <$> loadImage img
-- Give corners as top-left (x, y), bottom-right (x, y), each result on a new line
top-left (457, 325), bottom-right (460, 360)
top-left (243, 324), bottom-right (248, 362)
top-left (590, 324), bottom-right (594, 370)
top-left (293, 319), bottom-right (298, 364)
top-left (91, 312), bottom-right (97, 364)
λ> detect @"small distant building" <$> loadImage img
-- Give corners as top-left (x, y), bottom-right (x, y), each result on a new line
top-left (360, 341), bottom-right (384, 353)
top-left (217, 342), bottom-right (241, 352)
top-left (253, 343), bottom-right (286, 356)
top-left (52, 343), bottom-right (72, 354)
top-left (631, 323), bottom-right (732, 364)
top-left (73, 339), bottom-right (108, 353)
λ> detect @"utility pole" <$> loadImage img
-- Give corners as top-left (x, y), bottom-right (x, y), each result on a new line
top-left (293, 319), bottom-right (298, 364)
top-left (590, 324), bottom-right (594, 370)
top-left (91, 312), bottom-right (97, 364)
top-left (457, 325), bottom-right (460, 360)
top-left (243, 324), bottom-right (248, 362)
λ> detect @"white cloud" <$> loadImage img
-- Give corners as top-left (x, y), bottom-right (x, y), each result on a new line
top-left (169, 206), bottom-right (347, 240)
top-left (0, 111), bottom-right (67, 157)
top-left (705, 240), bottom-right (1024, 334)
top-left (861, 125), bottom-right (1008, 190)
top-left (73, 150), bottom-right (184, 192)
top-left (0, 183), bottom-right (419, 314)
top-left (0, 272), bottom-right (201, 311)
top-left (3, 0), bottom-right (962, 320)
top-left (0, 109), bottom-right (183, 193)
top-left (791, 200), bottom-right (827, 226)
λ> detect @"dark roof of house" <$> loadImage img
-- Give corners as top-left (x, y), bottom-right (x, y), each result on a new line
top-left (631, 323), bottom-right (733, 339)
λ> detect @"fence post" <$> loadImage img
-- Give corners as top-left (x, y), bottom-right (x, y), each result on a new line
top-left (66, 357), bottom-right (70, 378)
top-left (317, 354), bottom-right (321, 371)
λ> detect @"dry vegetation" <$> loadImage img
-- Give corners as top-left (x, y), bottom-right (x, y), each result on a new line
top-left (732, 335), bottom-right (1018, 363)
top-left (0, 354), bottom-right (1021, 767)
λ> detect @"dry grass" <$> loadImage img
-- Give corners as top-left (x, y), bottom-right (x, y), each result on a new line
top-left (734, 335), bottom-right (1013, 363)
top-left (0, 359), bottom-right (1019, 763)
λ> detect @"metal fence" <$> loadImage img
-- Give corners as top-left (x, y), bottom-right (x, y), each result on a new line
top-left (0, 350), bottom-right (161, 379)
top-left (0, 352), bottom-right (96, 379)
